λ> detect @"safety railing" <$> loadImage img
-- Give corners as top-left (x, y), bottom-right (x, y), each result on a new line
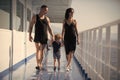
top-left (75, 19), bottom-right (120, 80)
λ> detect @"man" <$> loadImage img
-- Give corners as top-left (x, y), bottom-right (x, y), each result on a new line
top-left (29, 5), bottom-right (54, 70)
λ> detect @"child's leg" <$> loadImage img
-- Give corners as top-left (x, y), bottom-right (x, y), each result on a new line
top-left (57, 59), bottom-right (60, 70)
top-left (54, 59), bottom-right (56, 67)
top-left (54, 59), bottom-right (56, 71)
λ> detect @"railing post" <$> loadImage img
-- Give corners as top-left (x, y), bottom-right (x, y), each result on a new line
top-left (118, 24), bottom-right (120, 80)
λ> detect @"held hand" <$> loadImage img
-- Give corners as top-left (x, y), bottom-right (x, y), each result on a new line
top-left (29, 36), bottom-right (33, 42)
top-left (50, 36), bottom-right (54, 45)
top-left (61, 41), bottom-right (64, 46)
top-left (52, 36), bottom-right (55, 41)
top-left (61, 39), bottom-right (64, 46)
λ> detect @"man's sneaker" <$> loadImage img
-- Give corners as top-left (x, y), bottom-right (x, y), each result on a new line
top-left (58, 67), bottom-right (60, 71)
top-left (35, 66), bottom-right (40, 70)
top-left (54, 66), bottom-right (56, 71)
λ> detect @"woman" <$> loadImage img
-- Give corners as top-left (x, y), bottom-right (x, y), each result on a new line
top-left (62, 8), bottom-right (79, 71)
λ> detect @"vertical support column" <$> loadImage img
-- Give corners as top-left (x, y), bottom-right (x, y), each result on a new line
top-left (80, 32), bottom-right (83, 67)
top-left (106, 27), bottom-right (110, 80)
top-left (99, 27), bottom-right (102, 77)
top-left (10, 0), bottom-right (13, 69)
top-left (24, 0), bottom-right (27, 62)
top-left (93, 29), bottom-right (96, 71)
top-left (9, 1), bottom-right (13, 80)
top-left (9, 0), bottom-right (16, 80)
top-left (106, 27), bottom-right (110, 64)
top-left (10, 0), bottom-right (16, 70)
top-left (118, 24), bottom-right (120, 79)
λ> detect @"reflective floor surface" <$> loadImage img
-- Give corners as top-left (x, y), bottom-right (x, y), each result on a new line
top-left (1, 47), bottom-right (83, 80)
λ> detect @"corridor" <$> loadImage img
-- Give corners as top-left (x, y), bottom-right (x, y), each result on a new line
top-left (1, 47), bottom-right (84, 80)
top-left (0, 0), bottom-right (120, 80)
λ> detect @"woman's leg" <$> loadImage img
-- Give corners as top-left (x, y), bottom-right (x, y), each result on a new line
top-left (66, 51), bottom-right (74, 70)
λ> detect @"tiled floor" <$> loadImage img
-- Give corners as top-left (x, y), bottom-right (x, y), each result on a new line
top-left (1, 47), bottom-right (83, 80)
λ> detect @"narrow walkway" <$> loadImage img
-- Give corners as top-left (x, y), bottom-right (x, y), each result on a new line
top-left (1, 47), bottom-right (83, 80)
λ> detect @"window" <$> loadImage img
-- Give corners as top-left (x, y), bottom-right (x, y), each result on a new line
top-left (27, 8), bottom-right (32, 32)
top-left (0, 0), bottom-right (10, 29)
top-left (27, 8), bottom-right (31, 22)
top-left (16, 0), bottom-right (24, 31)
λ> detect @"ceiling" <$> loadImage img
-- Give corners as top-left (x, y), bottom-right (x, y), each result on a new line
top-left (31, 0), bottom-right (72, 23)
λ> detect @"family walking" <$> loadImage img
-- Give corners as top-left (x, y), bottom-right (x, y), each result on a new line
top-left (28, 5), bottom-right (79, 71)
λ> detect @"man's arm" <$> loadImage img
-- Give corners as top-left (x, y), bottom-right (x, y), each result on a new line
top-left (46, 17), bottom-right (54, 40)
top-left (28, 15), bottom-right (36, 42)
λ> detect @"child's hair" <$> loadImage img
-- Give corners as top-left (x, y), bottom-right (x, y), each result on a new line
top-left (55, 34), bottom-right (62, 41)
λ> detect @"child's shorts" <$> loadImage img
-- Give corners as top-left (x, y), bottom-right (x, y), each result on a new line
top-left (53, 52), bottom-right (61, 59)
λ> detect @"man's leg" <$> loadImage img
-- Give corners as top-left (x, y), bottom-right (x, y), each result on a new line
top-left (39, 44), bottom-right (46, 69)
top-left (35, 43), bottom-right (41, 69)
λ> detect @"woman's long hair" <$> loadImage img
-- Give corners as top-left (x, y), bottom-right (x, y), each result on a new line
top-left (65, 8), bottom-right (74, 20)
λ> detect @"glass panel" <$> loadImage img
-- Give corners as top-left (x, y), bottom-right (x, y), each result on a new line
top-left (16, 0), bottom-right (24, 31)
top-left (110, 25), bottom-right (118, 47)
top-left (27, 8), bottom-right (31, 22)
top-left (110, 47), bottom-right (118, 68)
top-left (110, 68), bottom-right (118, 80)
top-left (102, 46), bottom-right (106, 62)
top-left (0, 0), bottom-right (10, 29)
top-left (27, 8), bottom-right (31, 32)
top-left (101, 63), bottom-right (105, 79)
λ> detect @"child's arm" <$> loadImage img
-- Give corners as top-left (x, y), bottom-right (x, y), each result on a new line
top-left (60, 41), bottom-right (64, 47)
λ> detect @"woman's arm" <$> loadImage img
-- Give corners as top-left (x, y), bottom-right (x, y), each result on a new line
top-left (74, 19), bottom-right (80, 44)
top-left (61, 20), bottom-right (65, 42)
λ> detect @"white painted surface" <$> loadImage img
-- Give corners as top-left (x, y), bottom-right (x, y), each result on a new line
top-left (0, 29), bottom-right (35, 72)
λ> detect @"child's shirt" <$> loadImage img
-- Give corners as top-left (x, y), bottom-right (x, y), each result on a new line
top-left (52, 41), bottom-right (61, 53)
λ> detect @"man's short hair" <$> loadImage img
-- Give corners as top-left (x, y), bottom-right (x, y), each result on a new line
top-left (41, 5), bottom-right (48, 9)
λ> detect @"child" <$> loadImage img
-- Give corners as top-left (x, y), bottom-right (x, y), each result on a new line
top-left (52, 34), bottom-right (62, 71)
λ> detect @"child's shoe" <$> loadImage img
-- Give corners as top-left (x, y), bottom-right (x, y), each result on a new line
top-left (54, 66), bottom-right (56, 71)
